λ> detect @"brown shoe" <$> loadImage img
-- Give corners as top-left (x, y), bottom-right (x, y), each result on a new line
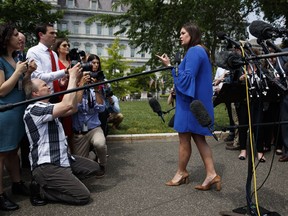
top-left (279, 155), bottom-right (288, 162)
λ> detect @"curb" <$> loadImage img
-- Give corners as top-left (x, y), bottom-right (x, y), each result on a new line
top-left (106, 131), bottom-right (227, 143)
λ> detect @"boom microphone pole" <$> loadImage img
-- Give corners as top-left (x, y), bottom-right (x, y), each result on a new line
top-left (0, 66), bottom-right (173, 112)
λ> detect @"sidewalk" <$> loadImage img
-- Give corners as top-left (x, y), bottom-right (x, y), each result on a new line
top-left (2, 134), bottom-right (287, 216)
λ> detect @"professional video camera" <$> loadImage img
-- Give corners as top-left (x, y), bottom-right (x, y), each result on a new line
top-left (69, 48), bottom-right (92, 71)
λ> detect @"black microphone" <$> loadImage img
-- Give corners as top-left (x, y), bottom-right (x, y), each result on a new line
top-left (249, 20), bottom-right (277, 40)
top-left (175, 52), bottom-right (181, 77)
top-left (215, 51), bottom-right (246, 70)
top-left (190, 100), bottom-right (218, 141)
top-left (149, 98), bottom-right (165, 122)
top-left (216, 31), bottom-right (241, 48)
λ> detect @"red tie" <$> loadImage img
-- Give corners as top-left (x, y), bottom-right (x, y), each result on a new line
top-left (48, 49), bottom-right (60, 94)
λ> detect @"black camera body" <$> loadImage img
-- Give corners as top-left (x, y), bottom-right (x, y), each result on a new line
top-left (69, 48), bottom-right (92, 71)
top-left (89, 70), bottom-right (105, 81)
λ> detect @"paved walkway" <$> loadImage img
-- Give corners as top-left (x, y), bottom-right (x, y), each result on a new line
top-left (2, 134), bottom-right (287, 216)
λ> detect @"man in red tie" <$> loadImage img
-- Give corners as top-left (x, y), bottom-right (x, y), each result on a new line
top-left (26, 23), bottom-right (69, 100)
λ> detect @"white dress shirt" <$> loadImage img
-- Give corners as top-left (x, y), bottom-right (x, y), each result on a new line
top-left (26, 42), bottom-right (66, 93)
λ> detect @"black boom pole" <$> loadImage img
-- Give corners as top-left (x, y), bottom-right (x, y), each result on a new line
top-left (0, 66), bottom-right (173, 112)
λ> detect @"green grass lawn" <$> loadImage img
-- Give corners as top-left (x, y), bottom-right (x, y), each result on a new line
top-left (108, 99), bottom-right (229, 135)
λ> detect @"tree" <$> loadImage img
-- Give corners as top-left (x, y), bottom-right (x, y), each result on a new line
top-left (101, 37), bottom-right (131, 97)
top-left (254, 0), bottom-right (288, 27)
top-left (0, 0), bottom-right (64, 47)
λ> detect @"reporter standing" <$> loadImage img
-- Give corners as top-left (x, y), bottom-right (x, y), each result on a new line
top-left (52, 38), bottom-right (73, 149)
top-left (157, 22), bottom-right (221, 190)
top-left (0, 23), bottom-right (36, 210)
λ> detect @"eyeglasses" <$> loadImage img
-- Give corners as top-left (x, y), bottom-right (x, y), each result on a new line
top-left (62, 44), bottom-right (70, 48)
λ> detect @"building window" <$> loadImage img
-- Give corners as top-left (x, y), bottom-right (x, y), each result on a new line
top-left (91, 0), bottom-right (98, 10)
top-left (72, 42), bottom-right (80, 50)
top-left (85, 43), bottom-right (92, 54)
top-left (61, 23), bottom-right (67, 31)
top-left (97, 44), bottom-right (103, 56)
top-left (120, 44), bottom-right (125, 56)
top-left (97, 23), bottom-right (102, 35)
top-left (86, 24), bottom-right (91, 35)
top-left (67, 0), bottom-right (74, 8)
top-left (130, 47), bottom-right (135, 58)
top-left (73, 22), bottom-right (80, 34)
top-left (141, 51), bottom-right (145, 58)
top-left (108, 27), bottom-right (113, 36)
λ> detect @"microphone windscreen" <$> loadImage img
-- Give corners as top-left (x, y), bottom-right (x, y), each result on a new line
top-left (190, 100), bottom-right (212, 127)
top-left (215, 51), bottom-right (231, 70)
top-left (149, 98), bottom-right (162, 114)
top-left (249, 20), bottom-right (274, 39)
top-left (215, 51), bottom-right (244, 70)
top-left (216, 31), bottom-right (226, 40)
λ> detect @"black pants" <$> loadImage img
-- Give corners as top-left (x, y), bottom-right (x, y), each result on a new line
top-left (32, 155), bottom-right (100, 205)
top-left (236, 101), bottom-right (264, 152)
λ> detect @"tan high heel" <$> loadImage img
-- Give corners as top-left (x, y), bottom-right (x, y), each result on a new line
top-left (194, 175), bottom-right (221, 191)
top-left (165, 173), bottom-right (189, 186)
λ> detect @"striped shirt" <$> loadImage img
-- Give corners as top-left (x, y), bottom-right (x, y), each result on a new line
top-left (23, 101), bottom-right (71, 170)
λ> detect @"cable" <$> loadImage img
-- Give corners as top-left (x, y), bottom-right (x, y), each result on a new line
top-left (252, 114), bottom-right (281, 197)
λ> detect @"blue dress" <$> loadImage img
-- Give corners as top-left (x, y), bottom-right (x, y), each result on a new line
top-left (173, 46), bottom-right (214, 135)
top-left (0, 57), bottom-right (25, 152)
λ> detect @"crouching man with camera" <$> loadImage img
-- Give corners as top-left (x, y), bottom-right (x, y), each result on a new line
top-left (71, 71), bottom-right (107, 176)
top-left (106, 90), bottom-right (124, 130)
top-left (23, 63), bottom-right (103, 206)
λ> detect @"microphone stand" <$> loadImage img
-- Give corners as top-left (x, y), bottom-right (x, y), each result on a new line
top-left (220, 119), bottom-right (287, 216)
top-left (0, 66), bottom-right (173, 112)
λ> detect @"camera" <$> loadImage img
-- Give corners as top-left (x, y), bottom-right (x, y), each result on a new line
top-left (69, 48), bottom-right (92, 71)
top-left (89, 70), bottom-right (105, 81)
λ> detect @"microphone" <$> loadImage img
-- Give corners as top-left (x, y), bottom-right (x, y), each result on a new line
top-left (249, 20), bottom-right (285, 39)
top-left (149, 98), bottom-right (165, 122)
top-left (190, 100), bottom-right (218, 141)
top-left (216, 32), bottom-right (241, 48)
top-left (175, 51), bottom-right (181, 77)
top-left (215, 51), bottom-right (246, 70)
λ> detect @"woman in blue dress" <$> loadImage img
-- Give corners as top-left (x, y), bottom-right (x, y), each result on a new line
top-left (157, 22), bottom-right (221, 191)
top-left (0, 23), bottom-right (36, 211)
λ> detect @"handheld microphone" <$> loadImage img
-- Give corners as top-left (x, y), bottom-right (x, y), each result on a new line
top-left (175, 52), bottom-right (181, 77)
top-left (149, 98), bottom-right (165, 122)
top-left (216, 32), bottom-right (241, 48)
top-left (190, 100), bottom-right (218, 141)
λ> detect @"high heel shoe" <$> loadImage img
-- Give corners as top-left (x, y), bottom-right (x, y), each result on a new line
top-left (195, 175), bottom-right (221, 191)
top-left (165, 173), bottom-right (189, 186)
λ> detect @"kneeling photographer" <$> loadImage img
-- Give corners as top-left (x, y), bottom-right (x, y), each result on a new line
top-left (86, 54), bottom-right (111, 137)
top-left (71, 55), bottom-right (107, 175)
